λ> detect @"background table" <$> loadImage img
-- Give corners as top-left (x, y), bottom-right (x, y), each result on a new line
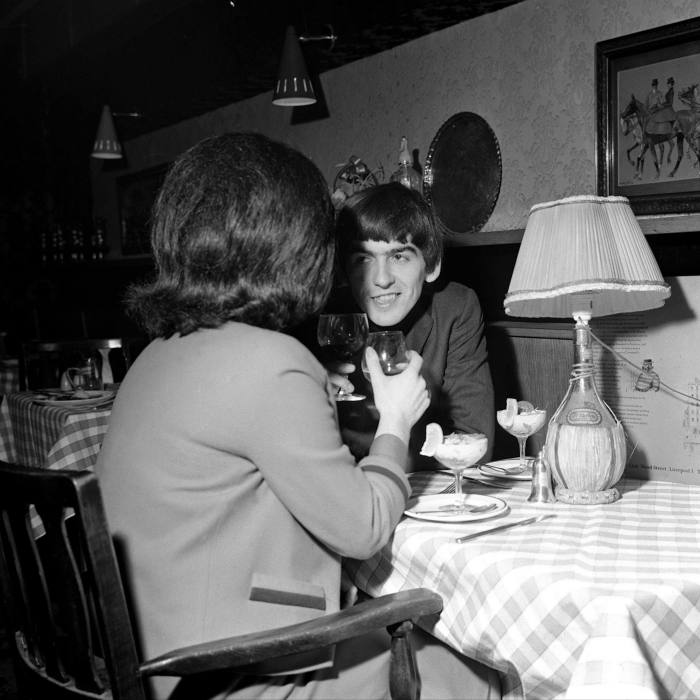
top-left (345, 470), bottom-right (700, 700)
top-left (0, 392), bottom-right (111, 471)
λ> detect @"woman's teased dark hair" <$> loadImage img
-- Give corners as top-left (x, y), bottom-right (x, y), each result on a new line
top-left (127, 132), bottom-right (335, 338)
top-left (335, 182), bottom-right (442, 273)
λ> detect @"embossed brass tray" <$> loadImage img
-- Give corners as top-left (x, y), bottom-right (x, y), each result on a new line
top-left (423, 112), bottom-right (502, 236)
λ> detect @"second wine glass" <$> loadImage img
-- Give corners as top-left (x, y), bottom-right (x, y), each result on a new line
top-left (361, 331), bottom-right (409, 378)
top-left (317, 313), bottom-right (369, 401)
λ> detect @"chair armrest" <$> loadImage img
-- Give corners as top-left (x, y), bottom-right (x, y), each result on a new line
top-left (140, 588), bottom-right (442, 677)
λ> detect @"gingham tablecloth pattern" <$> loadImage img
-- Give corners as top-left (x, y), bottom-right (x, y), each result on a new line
top-left (345, 470), bottom-right (700, 700)
top-left (0, 391), bottom-right (110, 471)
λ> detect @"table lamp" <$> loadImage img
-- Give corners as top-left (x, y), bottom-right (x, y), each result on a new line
top-left (504, 195), bottom-right (670, 504)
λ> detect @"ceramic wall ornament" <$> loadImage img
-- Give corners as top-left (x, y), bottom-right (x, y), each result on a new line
top-left (331, 156), bottom-right (384, 209)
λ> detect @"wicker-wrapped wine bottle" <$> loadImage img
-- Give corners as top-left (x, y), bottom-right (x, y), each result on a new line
top-left (544, 314), bottom-right (626, 504)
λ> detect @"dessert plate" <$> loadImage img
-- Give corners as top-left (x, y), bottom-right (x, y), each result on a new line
top-left (33, 390), bottom-right (114, 409)
top-left (404, 493), bottom-right (508, 523)
top-left (480, 458), bottom-right (533, 481)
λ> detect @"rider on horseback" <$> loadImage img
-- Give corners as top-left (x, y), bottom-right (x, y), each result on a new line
top-left (646, 78), bottom-right (663, 111)
top-left (647, 77), bottom-right (676, 136)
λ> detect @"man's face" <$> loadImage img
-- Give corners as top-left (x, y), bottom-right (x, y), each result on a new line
top-left (345, 239), bottom-right (440, 327)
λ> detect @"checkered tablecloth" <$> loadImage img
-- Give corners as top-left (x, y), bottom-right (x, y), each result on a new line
top-left (0, 391), bottom-right (111, 471)
top-left (345, 470), bottom-right (700, 700)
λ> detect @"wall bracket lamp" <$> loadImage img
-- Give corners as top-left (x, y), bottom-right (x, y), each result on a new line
top-left (272, 25), bottom-right (337, 107)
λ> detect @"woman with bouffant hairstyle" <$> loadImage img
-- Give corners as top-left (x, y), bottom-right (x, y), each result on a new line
top-left (95, 133), bottom-right (496, 699)
top-left (127, 132), bottom-right (335, 337)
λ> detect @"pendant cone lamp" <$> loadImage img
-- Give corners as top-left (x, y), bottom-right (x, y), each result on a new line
top-left (272, 26), bottom-right (316, 106)
top-left (91, 105), bottom-right (123, 159)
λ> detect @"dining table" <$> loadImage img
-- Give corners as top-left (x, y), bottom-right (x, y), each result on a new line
top-left (345, 469), bottom-right (700, 700)
top-left (0, 390), bottom-right (112, 472)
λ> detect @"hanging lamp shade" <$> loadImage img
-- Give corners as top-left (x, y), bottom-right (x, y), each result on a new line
top-left (91, 105), bottom-right (123, 159)
top-left (272, 26), bottom-right (316, 107)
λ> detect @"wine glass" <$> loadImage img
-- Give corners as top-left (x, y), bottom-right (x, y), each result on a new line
top-left (434, 433), bottom-right (489, 513)
top-left (317, 313), bottom-right (369, 401)
top-left (361, 331), bottom-right (409, 379)
top-left (496, 401), bottom-right (547, 473)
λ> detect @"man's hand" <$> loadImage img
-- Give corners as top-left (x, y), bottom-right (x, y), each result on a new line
top-left (325, 361), bottom-right (356, 396)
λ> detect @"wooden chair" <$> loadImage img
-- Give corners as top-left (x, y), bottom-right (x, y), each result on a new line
top-left (0, 461), bottom-right (443, 700)
top-left (18, 338), bottom-right (146, 391)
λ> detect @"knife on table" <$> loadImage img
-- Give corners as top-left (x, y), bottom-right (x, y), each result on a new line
top-left (455, 513), bottom-right (555, 543)
top-left (462, 475), bottom-right (512, 490)
top-left (432, 469), bottom-right (512, 490)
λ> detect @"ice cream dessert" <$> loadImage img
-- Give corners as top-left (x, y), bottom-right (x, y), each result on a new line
top-left (497, 398), bottom-right (547, 437)
top-left (420, 423), bottom-right (488, 468)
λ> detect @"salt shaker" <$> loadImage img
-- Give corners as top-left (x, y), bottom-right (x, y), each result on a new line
top-left (527, 449), bottom-right (557, 503)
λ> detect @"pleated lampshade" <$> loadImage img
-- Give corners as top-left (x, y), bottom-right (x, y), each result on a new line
top-left (272, 26), bottom-right (316, 107)
top-left (504, 195), bottom-right (670, 319)
top-left (91, 105), bottom-right (123, 159)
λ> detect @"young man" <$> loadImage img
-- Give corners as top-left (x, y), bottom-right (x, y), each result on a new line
top-left (328, 182), bottom-right (495, 469)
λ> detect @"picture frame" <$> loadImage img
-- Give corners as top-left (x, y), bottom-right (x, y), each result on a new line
top-left (117, 163), bottom-right (170, 256)
top-left (596, 17), bottom-right (700, 216)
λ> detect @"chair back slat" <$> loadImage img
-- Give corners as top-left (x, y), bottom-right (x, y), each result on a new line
top-left (2, 505), bottom-right (66, 678)
top-left (36, 502), bottom-right (104, 693)
top-left (0, 462), bottom-right (146, 700)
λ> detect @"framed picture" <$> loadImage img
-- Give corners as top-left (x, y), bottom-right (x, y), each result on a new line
top-left (117, 163), bottom-right (170, 256)
top-left (596, 17), bottom-right (700, 215)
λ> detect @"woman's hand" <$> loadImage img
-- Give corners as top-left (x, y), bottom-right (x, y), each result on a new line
top-left (365, 346), bottom-right (429, 441)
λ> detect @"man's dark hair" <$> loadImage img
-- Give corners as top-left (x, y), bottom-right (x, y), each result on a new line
top-left (127, 132), bottom-right (335, 338)
top-left (335, 182), bottom-right (442, 274)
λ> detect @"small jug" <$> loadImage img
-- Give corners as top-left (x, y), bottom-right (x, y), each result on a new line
top-left (60, 356), bottom-right (103, 391)
top-left (527, 449), bottom-right (557, 503)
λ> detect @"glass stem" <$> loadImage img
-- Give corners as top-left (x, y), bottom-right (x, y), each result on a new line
top-left (518, 436), bottom-right (528, 469)
top-left (453, 468), bottom-right (465, 508)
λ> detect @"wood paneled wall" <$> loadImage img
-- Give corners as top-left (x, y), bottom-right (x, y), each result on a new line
top-left (487, 321), bottom-right (573, 459)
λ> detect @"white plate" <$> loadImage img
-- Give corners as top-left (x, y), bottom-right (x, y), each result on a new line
top-left (404, 493), bottom-right (508, 523)
top-left (480, 458), bottom-right (533, 481)
top-left (33, 390), bottom-right (114, 409)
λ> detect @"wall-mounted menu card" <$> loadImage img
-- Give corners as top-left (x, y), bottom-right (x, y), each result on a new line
top-left (591, 276), bottom-right (700, 484)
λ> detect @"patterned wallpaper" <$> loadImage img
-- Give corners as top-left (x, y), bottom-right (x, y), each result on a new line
top-left (92, 0), bottom-right (700, 248)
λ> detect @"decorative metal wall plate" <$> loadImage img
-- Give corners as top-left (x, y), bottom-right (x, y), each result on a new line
top-left (423, 112), bottom-right (502, 236)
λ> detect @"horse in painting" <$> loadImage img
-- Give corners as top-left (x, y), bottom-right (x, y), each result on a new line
top-left (676, 85), bottom-right (700, 168)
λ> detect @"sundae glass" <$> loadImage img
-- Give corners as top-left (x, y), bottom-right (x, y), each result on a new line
top-left (496, 398), bottom-right (547, 474)
top-left (421, 424), bottom-right (488, 512)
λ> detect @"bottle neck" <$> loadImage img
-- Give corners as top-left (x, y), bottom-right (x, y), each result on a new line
top-left (573, 321), bottom-right (593, 365)
top-left (570, 318), bottom-right (597, 389)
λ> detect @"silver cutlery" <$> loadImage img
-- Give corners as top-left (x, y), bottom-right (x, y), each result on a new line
top-left (485, 463), bottom-right (530, 475)
top-left (462, 475), bottom-right (512, 490)
top-left (439, 477), bottom-right (511, 493)
top-left (455, 513), bottom-right (555, 543)
top-left (411, 502), bottom-right (499, 515)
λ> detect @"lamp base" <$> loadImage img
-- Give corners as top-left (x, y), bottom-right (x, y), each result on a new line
top-left (554, 486), bottom-right (620, 505)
